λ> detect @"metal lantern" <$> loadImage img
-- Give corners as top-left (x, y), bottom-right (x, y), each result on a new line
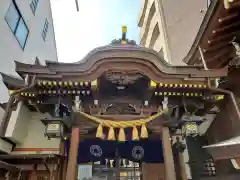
top-left (181, 121), bottom-right (199, 137)
top-left (41, 119), bottom-right (68, 140)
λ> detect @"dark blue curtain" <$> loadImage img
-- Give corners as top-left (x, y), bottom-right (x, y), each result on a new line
top-left (118, 140), bottom-right (164, 163)
top-left (65, 139), bottom-right (164, 163)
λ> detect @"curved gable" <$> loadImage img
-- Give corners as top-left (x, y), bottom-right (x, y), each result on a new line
top-left (11, 43), bottom-right (227, 84)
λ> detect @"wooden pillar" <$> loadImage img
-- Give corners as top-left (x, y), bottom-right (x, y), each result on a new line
top-left (162, 127), bottom-right (176, 180)
top-left (179, 152), bottom-right (188, 180)
top-left (61, 157), bottom-right (68, 180)
top-left (57, 140), bottom-right (65, 180)
top-left (66, 127), bottom-right (80, 180)
top-left (28, 164), bottom-right (38, 180)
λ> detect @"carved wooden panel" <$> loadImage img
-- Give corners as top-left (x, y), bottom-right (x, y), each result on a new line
top-left (105, 71), bottom-right (143, 85)
top-left (103, 103), bottom-right (136, 115)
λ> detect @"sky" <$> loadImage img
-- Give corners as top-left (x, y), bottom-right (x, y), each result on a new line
top-left (50, 0), bottom-right (141, 63)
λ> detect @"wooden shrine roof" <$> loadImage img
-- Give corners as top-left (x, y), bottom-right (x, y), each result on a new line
top-left (183, 0), bottom-right (240, 68)
top-left (1, 42), bottom-right (228, 89)
top-left (14, 44), bottom-right (227, 77)
top-left (203, 136), bottom-right (240, 160)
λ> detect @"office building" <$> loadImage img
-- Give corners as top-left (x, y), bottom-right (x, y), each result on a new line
top-left (0, 0), bottom-right (58, 103)
top-left (0, 0), bottom-right (57, 156)
top-left (138, 0), bottom-right (209, 64)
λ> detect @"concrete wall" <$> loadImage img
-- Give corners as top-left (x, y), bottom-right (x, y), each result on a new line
top-left (161, 0), bottom-right (207, 65)
top-left (0, 0), bottom-right (58, 103)
top-left (4, 102), bottom-right (60, 154)
top-left (13, 111), bottom-right (60, 154)
top-left (138, 0), bottom-right (208, 65)
top-left (5, 102), bottom-right (30, 143)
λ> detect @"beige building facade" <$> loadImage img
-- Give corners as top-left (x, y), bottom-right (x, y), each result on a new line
top-left (138, 1), bottom-right (214, 178)
top-left (138, 0), bottom-right (209, 64)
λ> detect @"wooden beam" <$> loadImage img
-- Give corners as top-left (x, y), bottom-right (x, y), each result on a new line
top-left (3, 158), bottom-right (59, 165)
top-left (215, 56), bottom-right (232, 68)
top-left (162, 127), bottom-right (176, 180)
top-left (208, 31), bottom-right (237, 44)
top-left (0, 96), bottom-right (14, 136)
top-left (218, 13), bottom-right (239, 23)
top-left (229, 1), bottom-right (240, 9)
top-left (28, 164), bottom-right (37, 180)
top-left (61, 157), bottom-right (68, 180)
top-left (179, 152), bottom-right (188, 180)
top-left (66, 128), bottom-right (80, 180)
top-left (213, 21), bottom-right (240, 35)
top-left (206, 47), bottom-right (232, 63)
top-left (203, 41), bottom-right (230, 53)
top-left (99, 97), bottom-right (142, 105)
top-left (0, 160), bottom-right (19, 172)
top-left (43, 159), bottom-right (50, 173)
top-left (94, 114), bottom-right (148, 121)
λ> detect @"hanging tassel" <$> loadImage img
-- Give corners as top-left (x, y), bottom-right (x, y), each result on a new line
top-left (96, 124), bottom-right (104, 139)
top-left (132, 126), bottom-right (139, 140)
top-left (108, 127), bottom-right (115, 140)
top-left (140, 124), bottom-right (148, 139)
top-left (118, 128), bottom-right (126, 142)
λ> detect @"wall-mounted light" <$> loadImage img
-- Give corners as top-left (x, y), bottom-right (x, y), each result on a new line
top-left (181, 121), bottom-right (199, 137)
top-left (41, 119), bottom-right (69, 140)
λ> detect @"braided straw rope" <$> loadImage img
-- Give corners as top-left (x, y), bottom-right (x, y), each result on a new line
top-left (78, 109), bottom-right (167, 128)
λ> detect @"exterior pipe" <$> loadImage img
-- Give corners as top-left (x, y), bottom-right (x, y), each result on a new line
top-left (75, 0), bottom-right (79, 11)
top-left (208, 84), bottom-right (240, 121)
top-left (0, 75), bottom-right (36, 136)
top-left (198, 46), bottom-right (240, 121)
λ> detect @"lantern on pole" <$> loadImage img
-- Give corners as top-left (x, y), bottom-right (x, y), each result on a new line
top-left (181, 119), bottom-right (201, 137)
top-left (41, 118), bottom-right (69, 140)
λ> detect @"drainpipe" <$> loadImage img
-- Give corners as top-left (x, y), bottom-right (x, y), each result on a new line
top-left (0, 75), bottom-right (36, 137)
top-left (199, 46), bottom-right (240, 121)
top-left (75, 0), bottom-right (79, 11)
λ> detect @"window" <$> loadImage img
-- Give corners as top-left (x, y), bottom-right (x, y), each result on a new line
top-left (30, 0), bottom-right (39, 14)
top-left (42, 19), bottom-right (49, 41)
top-left (5, 1), bottom-right (29, 49)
